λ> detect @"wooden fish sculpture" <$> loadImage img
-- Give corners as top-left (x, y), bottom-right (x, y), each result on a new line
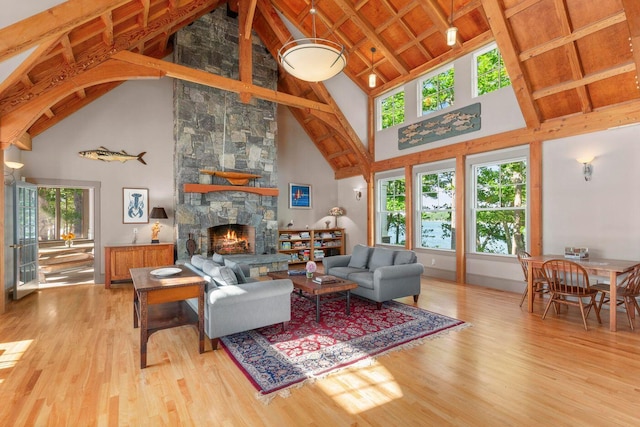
top-left (78, 147), bottom-right (146, 165)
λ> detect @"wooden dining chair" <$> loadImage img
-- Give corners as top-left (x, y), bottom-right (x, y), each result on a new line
top-left (541, 259), bottom-right (602, 331)
top-left (516, 250), bottom-right (547, 307)
top-left (592, 265), bottom-right (640, 330)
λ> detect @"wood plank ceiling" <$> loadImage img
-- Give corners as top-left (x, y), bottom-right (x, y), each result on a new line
top-left (0, 0), bottom-right (639, 179)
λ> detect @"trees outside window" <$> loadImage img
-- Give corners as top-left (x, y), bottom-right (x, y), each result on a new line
top-left (475, 45), bottom-right (511, 96)
top-left (380, 90), bottom-right (405, 129)
top-left (421, 67), bottom-right (454, 115)
top-left (378, 178), bottom-right (406, 245)
top-left (38, 187), bottom-right (88, 242)
top-left (418, 170), bottom-right (455, 250)
top-left (473, 159), bottom-right (526, 255)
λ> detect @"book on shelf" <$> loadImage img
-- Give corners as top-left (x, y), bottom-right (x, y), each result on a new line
top-left (280, 242), bottom-right (292, 250)
top-left (313, 275), bottom-right (339, 284)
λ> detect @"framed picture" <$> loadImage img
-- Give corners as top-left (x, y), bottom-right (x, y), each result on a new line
top-left (123, 187), bottom-right (149, 223)
top-left (289, 183), bottom-right (312, 209)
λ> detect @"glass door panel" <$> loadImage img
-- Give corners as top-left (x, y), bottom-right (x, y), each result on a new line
top-left (13, 181), bottom-right (39, 299)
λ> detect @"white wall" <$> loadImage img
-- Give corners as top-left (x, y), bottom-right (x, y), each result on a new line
top-left (22, 78), bottom-right (175, 276)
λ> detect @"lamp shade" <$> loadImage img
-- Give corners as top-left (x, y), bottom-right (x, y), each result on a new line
top-left (279, 39), bottom-right (347, 82)
top-left (149, 207), bottom-right (168, 219)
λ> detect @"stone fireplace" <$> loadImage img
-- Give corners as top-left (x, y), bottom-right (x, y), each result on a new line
top-left (209, 224), bottom-right (255, 256)
top-left (173, 9), bottom-right (279, 259)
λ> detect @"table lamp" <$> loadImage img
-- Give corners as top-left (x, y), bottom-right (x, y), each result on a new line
top-left (149, 207), bottom-right (168, 243)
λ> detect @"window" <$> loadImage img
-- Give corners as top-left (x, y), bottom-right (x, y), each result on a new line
top-left (474, 44), bottom-right (511, 97)
top-left (420, 67), bottom-right (454, 115)
top-left (418, 169), bottom-right (455, 250)
top-left (473, 159), bottom-right (526, 255)
top-left (38, 187), bottom-right (90, 242)
top-left (377, 177), bottom-right (406, 245)
top-left (379, 90), bottom-right (405, 129)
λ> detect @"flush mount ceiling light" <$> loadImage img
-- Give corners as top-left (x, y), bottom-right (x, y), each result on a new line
top-left (368, 47), bottom-right (377, 88)
top-left (446, 0), bottom-right (458, 47)
top-left (278, 0), bottom-right (347, 82)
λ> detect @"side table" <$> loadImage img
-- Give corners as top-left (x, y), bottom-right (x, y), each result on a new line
top-left (130, 266), bottom-right (206, 368)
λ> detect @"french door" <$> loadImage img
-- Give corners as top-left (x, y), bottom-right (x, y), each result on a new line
top-left (12, 181), bottom-right (39, 299)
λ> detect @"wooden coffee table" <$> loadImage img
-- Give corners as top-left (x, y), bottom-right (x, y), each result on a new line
top-left (267, 271), bottom-right (358, 322)
top-left (130, 266), bottom-right (206, 368)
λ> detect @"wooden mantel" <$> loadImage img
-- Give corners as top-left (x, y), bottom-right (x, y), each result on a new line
top-left (183, 183), bottom-right (279, 196)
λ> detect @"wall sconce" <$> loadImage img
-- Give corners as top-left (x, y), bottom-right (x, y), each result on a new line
top-left (4, 145), bottom-right (25, 184)
top-left (149, 207), bottom-right (168, 243)
top-left (576, 156), bottom-right (594, 181)
top-left (354, 188), bottom-right (362, 201)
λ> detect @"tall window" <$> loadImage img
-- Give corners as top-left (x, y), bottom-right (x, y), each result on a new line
top-left (473, 159), bottom-right (526, 254)
top-left (378, 177), bottom-right (406, 245)
top-left (38, 187), bottom-right (90, 242)
top-left (418, 169), bottom-right (455, 250)
top-left (380, 90), bottom-right (405, 129)
top-left (475, 44), bottom-right (511, 96)
top-left (420, 67), bottom-right (454, 115)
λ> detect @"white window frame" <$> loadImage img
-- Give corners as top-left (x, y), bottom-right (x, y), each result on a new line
top-left (468, 147), bottom-right (529, 256)
top-left (418, 64), bottom-right (455, 117)
top-left (472, 42), bottom-right (511, 98)
top-left (415, 163), bottom-right (456, 251)
top-left (376, 171), bottom-right (406, 246)
top-left (377, 87), bottom-right (406, 131)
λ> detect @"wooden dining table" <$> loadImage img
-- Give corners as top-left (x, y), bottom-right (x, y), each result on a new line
top-left (525, 254), bottom-right (640, 331)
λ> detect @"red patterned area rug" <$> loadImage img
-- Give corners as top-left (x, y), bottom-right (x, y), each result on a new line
top-left (220, 292), bottom-right (469, 402)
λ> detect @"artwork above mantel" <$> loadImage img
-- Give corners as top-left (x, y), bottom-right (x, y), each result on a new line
top-left (183, 183), bottom-right (279, 196)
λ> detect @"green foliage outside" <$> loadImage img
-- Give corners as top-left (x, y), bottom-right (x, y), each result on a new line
top-left (420, 170), bottom-right (455, 249)
top-left (381, 178), bottom-right (406, 245)
top-left (476, 48), bottom-right (511, 96)
top-left (38, 188), bottom-right (84, 241)
top-left (421, 68), bottom-right (454, 115)
top-left (474, 160), bottom-right (526, 254)
top-left (380, 91), bottom-right (405, 129)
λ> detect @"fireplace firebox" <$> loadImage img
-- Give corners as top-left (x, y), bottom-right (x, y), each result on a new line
top-left (208, 224), bottom-right (255, 256)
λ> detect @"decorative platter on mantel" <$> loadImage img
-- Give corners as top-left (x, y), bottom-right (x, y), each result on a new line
top-left (199, 170), bottom-right (262, 186)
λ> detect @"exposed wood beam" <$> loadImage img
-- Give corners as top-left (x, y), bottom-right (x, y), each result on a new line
top-left (622, 0), bottom-right (640, 90)
top-left (0, 59), bottom-right (164, 145)
top-left (243, 0), bottom-right (258, 40)
top-left (422, 0), bottom-right (460, 48)
top-left (481, 0), bottom-right (541, 128)
top-left (101, 12), bottom-right (115, 46)
top-left (0, 0), bottom-right (130, 62)
top-left (0, 38), bottom-right (59, 98)
top-left (503, 0), bottom-right (539, 19)
top-left (238, 0), bottom-right (254, 103)
top-left (113, 51), bottom-right (334, 113)
top-left (532, 61), bottom-right (636, 100)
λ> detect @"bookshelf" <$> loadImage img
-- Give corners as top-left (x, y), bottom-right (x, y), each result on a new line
top-left (277, 228), bottom-right (344, 265)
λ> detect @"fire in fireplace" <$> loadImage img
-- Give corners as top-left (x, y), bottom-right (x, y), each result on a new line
top-left (209, 224), bottom-right (255, 256)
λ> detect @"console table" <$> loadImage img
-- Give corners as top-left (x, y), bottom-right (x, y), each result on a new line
top-left (104, 243), bottom-right (174, 288)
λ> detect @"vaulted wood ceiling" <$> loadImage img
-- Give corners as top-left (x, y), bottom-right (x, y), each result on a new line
top-left (1, 0), bottom-right (639, 179)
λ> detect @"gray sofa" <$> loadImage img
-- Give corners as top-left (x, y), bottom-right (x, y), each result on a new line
top-left (182, 254), bottom-right (293, 349)
top-left (323, 244), bottom-right (424, 309)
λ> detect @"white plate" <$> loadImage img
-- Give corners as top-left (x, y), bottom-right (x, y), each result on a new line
top-left (150, 267), bottom-right (182, 277)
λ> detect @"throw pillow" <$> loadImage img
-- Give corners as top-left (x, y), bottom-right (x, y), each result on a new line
top-left (348, 244), bottom-right (372, 269)
top-left (394, 250), bottom-right (417, 265)
top-left (209, 266), bottom-right (238, 287)
top-left (212, 252), bottom-right (225, 265)
top-left (224, 259), bottom-right (247, 284)
top-left (190, 254), bottom-right (207, 270)
top-left (368, 247), bottom-right (395, 271)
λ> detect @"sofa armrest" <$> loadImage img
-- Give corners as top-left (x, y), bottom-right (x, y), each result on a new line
top-left (374, 263), bottom-right (424, 280)
top-left (323, 254), bottom-right (351, 272)
top-left (208, 279), bottom-right (293, 306)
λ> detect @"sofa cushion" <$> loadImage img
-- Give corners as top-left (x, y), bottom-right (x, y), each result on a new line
top-left (394, 250), bottom-right (417, 265)
top-left (212, 252), bottom-right (225, 265)
top-left (190, 254), bottom-right (208, 270)
top-left (330, 266), bottom-right (366, 280)
top-left (348, 271), bottom-right (374, 289)
top-left (209, 266), bottom-right (238, 287)
top-left (202, 259), bottom-right (223, 274)
top-left (368, 247), bottom-right (396, 271)
top-left (224, 258), bottom-right (247, 284)
top-left (348, 244), bottom-right (372, 269)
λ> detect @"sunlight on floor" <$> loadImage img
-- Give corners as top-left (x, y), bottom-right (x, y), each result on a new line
top-left (315, 361), bottom-right (403, 413)
top-left (40, 267), bottom-right (94, 289)
top-left (0, 340), bottom-right (33, 384)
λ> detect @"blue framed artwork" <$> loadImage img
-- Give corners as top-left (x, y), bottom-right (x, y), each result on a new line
top-left (123, 187), bottom-right (149, 223)
top-left (289, 183), bottom-right (311, 209)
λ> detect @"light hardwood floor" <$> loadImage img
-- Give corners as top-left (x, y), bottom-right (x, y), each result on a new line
top-left (1, 278), bottom-right (639, 426)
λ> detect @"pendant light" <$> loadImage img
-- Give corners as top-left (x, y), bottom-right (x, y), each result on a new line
top-left (278, 0), bottom-right (347, 82)
top-left (446, 0), bottom-right (458, 47)
top-left (368, 47), bottom-right (377, 88)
